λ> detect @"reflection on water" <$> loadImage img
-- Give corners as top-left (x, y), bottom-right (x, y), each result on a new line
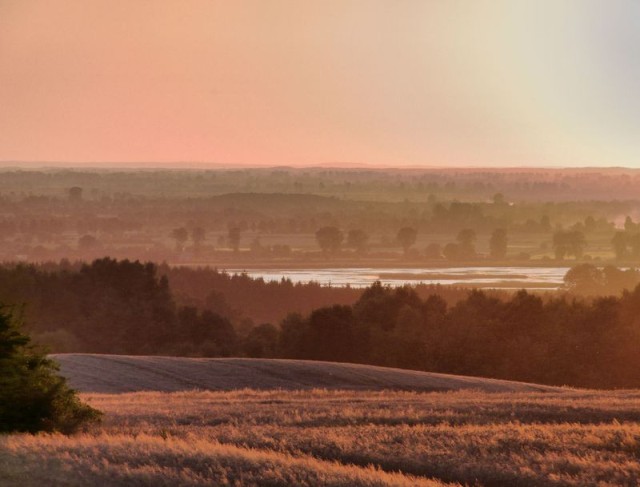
top-left (222, 267), bottom-right (571, 290)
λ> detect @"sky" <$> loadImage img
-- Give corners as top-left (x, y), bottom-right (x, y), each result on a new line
top-left (1, 0), bottom-right (639, 168)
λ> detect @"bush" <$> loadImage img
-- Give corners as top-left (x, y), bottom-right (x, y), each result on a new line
top-left (0, 306), bottom-right (101, 434)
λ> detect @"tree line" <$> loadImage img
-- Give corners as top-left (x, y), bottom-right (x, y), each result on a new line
top-left (0, 259), bottom-right (235, 356)
top-left (0, 259), bottom-right (478, 352)
top-left (271, 283), bottom-right (640, 388)
top-left (3, 258), bottom-right (640, 388)
top-left (4, 169), bottom-right (640, 265)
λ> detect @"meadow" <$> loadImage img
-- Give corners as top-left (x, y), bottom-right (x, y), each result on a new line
top-left (52, 354), bottom-right (561, 394)
top-left (2, 387), bottom-right (640, 486)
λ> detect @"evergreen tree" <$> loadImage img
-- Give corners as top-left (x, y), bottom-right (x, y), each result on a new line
top-left (0, 306), bottom-right (101, 434)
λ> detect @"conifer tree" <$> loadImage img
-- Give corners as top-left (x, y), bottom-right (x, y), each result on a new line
top-left (0, 305), bottom-right (101, 434)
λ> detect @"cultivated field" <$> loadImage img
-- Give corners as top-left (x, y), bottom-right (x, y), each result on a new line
top-left (2, 388), bottom-right (640, 486)
top-left (53, 354), bottom-right (562, 394)
top-left (2, 356), bottom-right (639, 486)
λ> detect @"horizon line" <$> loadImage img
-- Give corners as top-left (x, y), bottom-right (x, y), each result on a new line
top-left (0, 161), bottom-right (638, 172)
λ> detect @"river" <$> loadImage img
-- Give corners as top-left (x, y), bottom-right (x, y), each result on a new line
top-left (221, 266), bottom-right (571, 290)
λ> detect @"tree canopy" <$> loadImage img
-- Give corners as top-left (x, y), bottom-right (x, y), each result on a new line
top-left (0, 306), bottom-right (101, 434)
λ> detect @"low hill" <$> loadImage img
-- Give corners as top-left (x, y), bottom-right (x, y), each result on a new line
top-left (52, 354), bottom-right (564, 394)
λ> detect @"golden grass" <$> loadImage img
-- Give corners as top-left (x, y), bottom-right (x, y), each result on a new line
top-left (3, 389), bottom-right (640, 486)
top-left (1, 434), bottom-right (446, 487)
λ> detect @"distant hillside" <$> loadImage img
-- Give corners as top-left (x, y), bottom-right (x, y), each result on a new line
top-left (53, 354), bottom-right (564, 394)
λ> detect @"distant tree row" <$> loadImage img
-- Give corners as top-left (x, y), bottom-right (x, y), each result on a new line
top-left (611, 230), bottom-right (640, 260)
top-left (315, 226), bottom-right (510, 260)
top-left (0, 259), bottom-right (483, 354)
top-left (0, 259), bottom-right (236, 356)
top-left (5, 166), bottom-right (640, 201)
top-left (170, 226), bottom-right (206, 252)
top-left (270, 283), bottom-right (640, 388)
top-left (4, 259), bottom-right (640, 387)
top-left (9, 174), bottom-right (640, 264)
top-left (552, 230), bottom-right (586, 259)
top-left (564, 264), bottom-right (640, 295)
top-left (169, 226), bottom-right (243, 252)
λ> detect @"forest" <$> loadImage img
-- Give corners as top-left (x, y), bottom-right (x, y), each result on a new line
top-left (276, 283), bottom-right (640, 388)
top-left (2, 257), bottom-right (640, 388)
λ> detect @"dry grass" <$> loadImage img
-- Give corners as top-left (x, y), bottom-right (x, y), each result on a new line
top-left (1, 433), bottom-right (447, 487)
top-left (52, 354), bottom-right (563, 393)
top-left (3, 389), bottom-right (640, 486)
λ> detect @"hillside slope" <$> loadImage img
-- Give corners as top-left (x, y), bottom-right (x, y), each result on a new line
top-left (52, 354), bottom-right (564, 393)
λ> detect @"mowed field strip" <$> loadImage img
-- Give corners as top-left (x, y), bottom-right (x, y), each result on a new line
top-left (52, 354), bottom-right (563, 394)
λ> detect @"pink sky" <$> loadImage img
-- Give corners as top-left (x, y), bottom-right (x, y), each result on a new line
top-left (1, 1), bottom-right (639, 168)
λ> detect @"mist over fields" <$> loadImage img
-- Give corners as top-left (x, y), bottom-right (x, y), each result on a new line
top-left (4, 166), bottom-right (640, 485)
top-left (4, 0), bottom-right (640, 484)
top-left (3, 167), bottom-right (640, 265)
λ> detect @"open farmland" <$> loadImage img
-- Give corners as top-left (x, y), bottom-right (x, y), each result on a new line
top-left (53, 354), bottom-right (562, 394)
top-left (2, 388), bottom-right (640, 486)
top-left (1, 356), bottom-right (640, 486)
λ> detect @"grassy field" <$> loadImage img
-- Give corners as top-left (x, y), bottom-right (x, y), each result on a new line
top-left (52, 354), bottom-right (562, 394)
top-left (2, 388), bottom-right (640, 486)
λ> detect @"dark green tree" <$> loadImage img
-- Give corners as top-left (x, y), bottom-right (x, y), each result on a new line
top-left (624, 216), bottom-right (637, 232)
top-left (307, 305), bottom-right (355, 361)
top-left (489, 228), bottom-right (508, 259)
top-left (347, 229), bottom-right (369, 255)
top-left (553, 230), bottom-right (585, 260)
top-left (0, 306), bottom-right (101, 434)
top-left (170, 227), bottom-right (189, 252)
top-left (611, 231), bottom-right (628, 260)
top-left (244, 323), bottom-right (279, 358)
top-left (442, 242), bottom-right (460, 261)
top-left (396, 227), bottom-right (418, 255)
top-left (629, 233), bottom-right (640, 258)
top-left (315, 226), bottom-right (344, 255)
top-left (278, 313), bottom-right (310, 359)
top-left (67, 186), bottom-right (83, 202)
top-left (456, 228), bottom-right (477, 258)
top-left (563, 264), bottom-right (605, 294)
top-left (227, 227), bottom-right (242, 252)
top-left (191, 227), bottom-right (206, 252)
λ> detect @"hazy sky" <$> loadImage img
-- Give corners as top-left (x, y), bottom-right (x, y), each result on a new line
top-left (1, 1), bottom-right (639, 167)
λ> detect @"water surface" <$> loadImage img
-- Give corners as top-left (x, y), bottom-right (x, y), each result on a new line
top-left (222, 266), bottom-right (570, 290)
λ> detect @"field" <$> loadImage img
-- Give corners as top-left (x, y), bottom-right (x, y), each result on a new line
top-left (3, 388), bottom-right (640, 486)
top-left (1, 356), bottom-right (640, 486)
top-left (52, 354), bottom-right (562, 394)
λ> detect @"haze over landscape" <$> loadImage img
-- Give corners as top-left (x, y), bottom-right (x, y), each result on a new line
top-left (3, 2), bottom-right (640, 486)
top-left (1, 0), bottom-right (640, 167)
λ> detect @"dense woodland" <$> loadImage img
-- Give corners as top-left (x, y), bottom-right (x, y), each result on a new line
top-left (160, 264), bottom-right (484, 324)
top-left (0, 259), bottom-right (478, 351)
top-left (2, 258), bottom-right (640, 388)
top-left (277, 284), bottom-right (640, 389)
